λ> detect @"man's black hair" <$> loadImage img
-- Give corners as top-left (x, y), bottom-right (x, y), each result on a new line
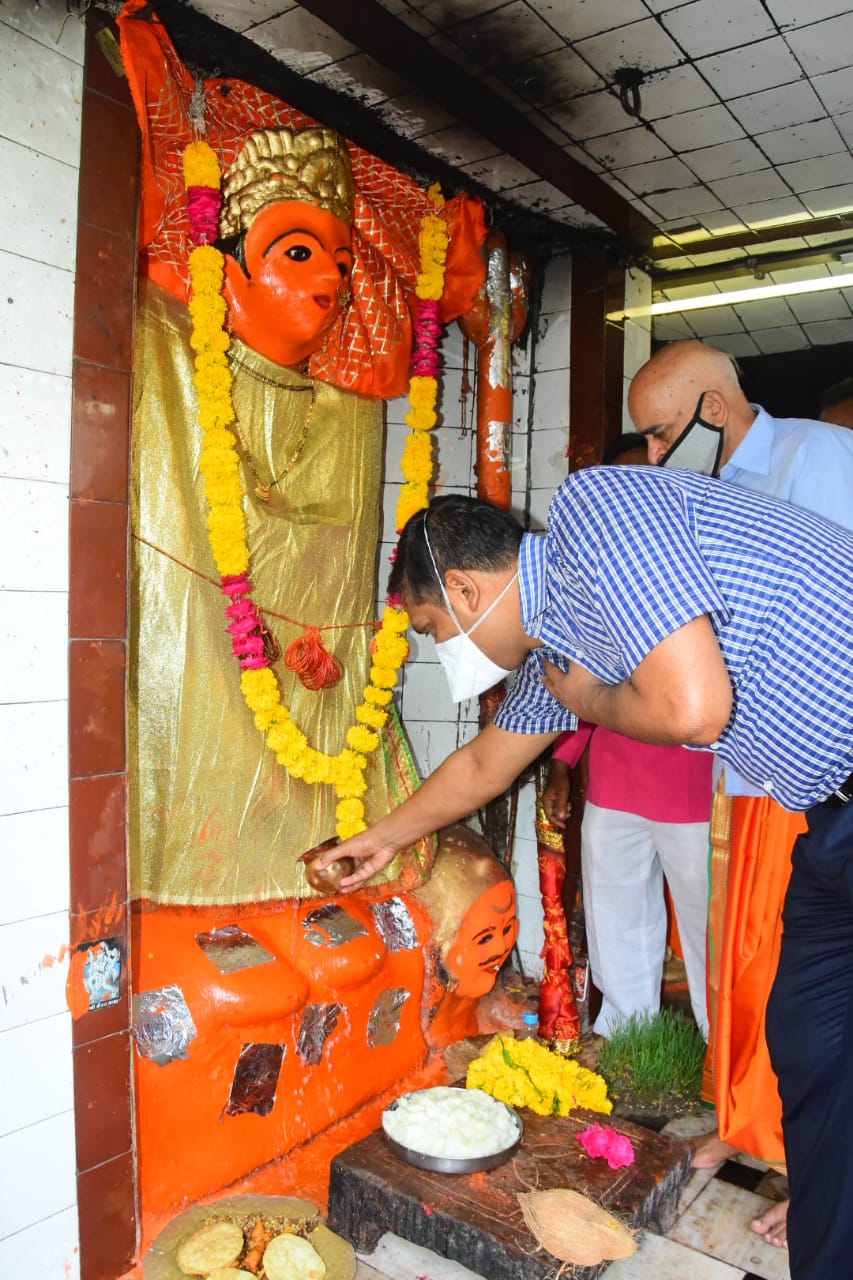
top-left (388, 493), bottom-right (523, 605)
top-left (819, 377), bottom-right (853, 413)
top-left (603, 432), bottom-right (648, 465)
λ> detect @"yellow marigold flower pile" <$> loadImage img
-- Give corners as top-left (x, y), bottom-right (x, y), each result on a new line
top-left (466, 1034), bottom-right (613, 1118)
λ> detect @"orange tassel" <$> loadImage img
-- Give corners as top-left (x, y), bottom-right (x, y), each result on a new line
top-left (284, 627), bottom-right (342, 690)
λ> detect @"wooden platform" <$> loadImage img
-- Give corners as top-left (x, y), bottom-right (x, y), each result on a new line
top-left (328, 1108), bottom-right (691, 1280)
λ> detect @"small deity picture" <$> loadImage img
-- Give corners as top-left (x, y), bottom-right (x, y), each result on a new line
top-left (81, 937), bottom-right (122, 1011)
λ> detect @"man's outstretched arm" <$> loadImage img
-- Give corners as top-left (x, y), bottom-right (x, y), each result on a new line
top-left (309, 721), bottom-right (559, 889)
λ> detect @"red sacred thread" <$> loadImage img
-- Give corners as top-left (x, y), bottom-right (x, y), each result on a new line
top-left (283, 626), bottom-right (342, 690)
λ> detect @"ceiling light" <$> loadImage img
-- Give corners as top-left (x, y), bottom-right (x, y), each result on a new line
top-left (609, 271), bottom-right (853, 320)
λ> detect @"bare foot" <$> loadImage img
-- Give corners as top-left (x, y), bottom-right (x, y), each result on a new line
top-left (750, 1199), bottom-right (788, 1249)
top-left (688, 1130), bottom-right (738, 1169)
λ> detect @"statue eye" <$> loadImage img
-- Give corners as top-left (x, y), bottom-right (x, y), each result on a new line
top-left (284, 244), bottom-right (312, 262)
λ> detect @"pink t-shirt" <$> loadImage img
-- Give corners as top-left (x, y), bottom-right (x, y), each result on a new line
top-left (552, 723), bottom-right (712, 823)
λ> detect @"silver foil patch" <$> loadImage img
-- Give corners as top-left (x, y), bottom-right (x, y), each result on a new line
top-left (194, 923), bottom-right (275, 973)
top-left (297, 1002), bottom-right (342, 1064)
top-left (367, 987), bottom-right (409, 1047)
top-left (132, 985), bottom-right (197, 1065)
top-left (301, 903), bottom-right (369, 947)
top-left (370, 896), bottom-right (418, 952)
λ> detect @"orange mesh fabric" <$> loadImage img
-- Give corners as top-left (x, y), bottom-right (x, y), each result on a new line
top-left (117, 0), bottom-right (486, 398)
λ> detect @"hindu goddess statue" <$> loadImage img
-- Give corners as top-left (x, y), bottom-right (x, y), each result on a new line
top-left (117, 3), bottom-right (514, 1220)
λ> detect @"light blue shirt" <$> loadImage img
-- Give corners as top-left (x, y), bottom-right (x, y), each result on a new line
top-left (717, 406), bottom-right (853, 794)
top-left (493, 465), bottom-right (853, 811)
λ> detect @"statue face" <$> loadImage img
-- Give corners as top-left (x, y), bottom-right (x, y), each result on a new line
top-left (445, 882), bottom-right (519, 999)
top-left (223, 200), bottom-right (353, 367)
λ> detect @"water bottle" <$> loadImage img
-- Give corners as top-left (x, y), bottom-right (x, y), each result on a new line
top-left (519, 1010), bottom-right (540, 1040)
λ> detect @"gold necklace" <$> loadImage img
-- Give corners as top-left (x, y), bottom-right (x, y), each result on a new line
top-left (232, 384), bottom-right (316, 502)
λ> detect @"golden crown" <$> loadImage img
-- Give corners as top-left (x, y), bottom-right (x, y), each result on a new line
top-left (219, 126), bottom-right (355, 237)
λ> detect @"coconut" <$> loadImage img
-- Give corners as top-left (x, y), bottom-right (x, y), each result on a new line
top-left (517, 1188), bottom-right (637, 1266)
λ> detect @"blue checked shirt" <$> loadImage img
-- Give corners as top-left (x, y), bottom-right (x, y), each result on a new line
top-left (493, 465), bottom-right (853, 811)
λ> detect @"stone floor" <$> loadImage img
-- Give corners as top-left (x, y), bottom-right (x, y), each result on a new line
top-left (351, 1109), bottom-right (791, 1280)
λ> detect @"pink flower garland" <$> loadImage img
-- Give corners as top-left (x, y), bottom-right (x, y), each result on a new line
top-left (221, 574), bottom-right (268, 670)
top-left (185, 185), bottom-right (222, 246)
top-left (410, 298), bottom-right (442, 377)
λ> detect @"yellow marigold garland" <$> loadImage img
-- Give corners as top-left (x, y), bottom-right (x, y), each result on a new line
top-left (466, 1034), bottom-right (613, 1118)
top-left (183, 141), bottom-right (448, 840)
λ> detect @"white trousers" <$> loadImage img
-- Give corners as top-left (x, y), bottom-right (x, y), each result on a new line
top-left (581, 802), bottom-right (710, 1038)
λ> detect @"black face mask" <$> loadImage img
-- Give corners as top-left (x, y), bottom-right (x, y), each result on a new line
top-left (657, 392), bottom-right (724, 476)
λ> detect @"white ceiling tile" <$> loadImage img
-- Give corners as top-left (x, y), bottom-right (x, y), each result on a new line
top-left (574, 19), bottom-right (684, 79)
top-left (728, 80), bottom-right (827, 133)
top-left (446, 1), bottom-right (564, 67)
top-left (613, 155), bottom-right (698, 196)
top-left (756, 119), bottom-right (847, 164)
top-left (528, 0), bottom-right (648, 41)
top-left (835, 112), bottom-right (853, 149)
top-left (548, 202), bottom-right (609, 229)
top-left (461, 152), bottom-right (540, 190)
top-left (411, 0), bottom-right (510, 23)
top-left (251, 8), bottom-right (358, 70)
top-left (378, 91), bottom-right (456, 139)
top-left (193, 0), bottom-right (297, 31)
top-left (802, 317), bottom-right (853, 344)
top-left (685, 139), bottom-right (768, 182)
top-left (769, 263), bottom-right (832, 283)
top-left (418, 125), bottom-right (502, 166)
top-left (584, 125), bottom-right (672, 168)
top-left (694, 37), bottom-right (803, 98)
top-left (697, 209), bottom-right (748, 234)
top-left (652, 314), bottom-right (697, 341)
top-left (643, 0), bottom-right (699, 11)
top-left (640, 64), bottom-right (719, 118)
top-left (779, 153), bottom-right (853, 193)
top-left (786, 291), bottom-right (852, 322)
top-left (559, 139), bottom-right (605, 172)
top-left (653, 105), bottom-right (744, 153)
top-left (730, 195), bottom-right (810, 226)
top-left (645, 186), bottom-right (724, 219)
top-left (709, 332), bottom-right (762, 356)
top-left (311, 52), bottom-right (410, 104)
top-left (660, 280), bottom-right (722, 299)
top-left (686, 247), bottom-right (749, 266)
top-left (732, 297), bottom-right (796, 328)
top-left (548, 89), bottom-right (640, 139)
top-left (506, 179), bottom-right (583, 212)
top-left (709, 169), bottom-right (790, 205)
top-left (810, 68), bottom-right (853, 116)
top-left (511, 46), bottom-right (605, 106)
top-left (801, 184), bottom-right (853, 216)
top-left (675, 304), bottom-right (745, 336)
top-left (751, 325), bottom-right (811, 353)
top-left (766, 0), bottom-right (853, 28)
top-left (660, 0), bottom-right (776, 58)
top-left (785, 13), bottom-right (853, 77)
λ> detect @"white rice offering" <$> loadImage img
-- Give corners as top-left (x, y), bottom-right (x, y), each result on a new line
top-left (382, 1086), bottom-right (520, 1160)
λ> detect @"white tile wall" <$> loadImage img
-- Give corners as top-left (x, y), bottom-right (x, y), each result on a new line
top-left (0, 3), bottom-right (82, 1274)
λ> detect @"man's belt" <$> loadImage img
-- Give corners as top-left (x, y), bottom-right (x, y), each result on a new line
top-left (827, 769), bottom-right (853, 808)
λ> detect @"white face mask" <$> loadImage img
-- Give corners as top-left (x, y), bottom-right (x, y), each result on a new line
top-left (423, 523), bottom-right (519, 703)
top-left (657, 391), bottom-right (724, 476)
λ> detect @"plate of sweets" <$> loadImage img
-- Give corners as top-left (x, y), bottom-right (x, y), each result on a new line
top-left (381, 1085), bottom-right (523, 1174)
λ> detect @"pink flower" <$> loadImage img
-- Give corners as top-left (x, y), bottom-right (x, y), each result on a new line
top-left (577, 1123), bottom-right (635, 1169)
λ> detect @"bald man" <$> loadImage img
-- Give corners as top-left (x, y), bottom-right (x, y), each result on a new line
top-left (629, 339), bottom-right (853, 1261)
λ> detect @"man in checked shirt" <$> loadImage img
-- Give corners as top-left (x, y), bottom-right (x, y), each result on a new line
top-left (312, 464), bottom-right (853, 1280)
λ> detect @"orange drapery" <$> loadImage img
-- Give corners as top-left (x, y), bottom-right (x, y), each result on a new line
top-left (708, 793), bottom-right (807, 1165)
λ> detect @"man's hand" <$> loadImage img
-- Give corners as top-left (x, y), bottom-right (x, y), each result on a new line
top-left (302, 829), bottom-right (402, 892)
top-left (541, 659), bottom-right (605, 720)
top-left (541, 757), bottom-right (572, 830)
